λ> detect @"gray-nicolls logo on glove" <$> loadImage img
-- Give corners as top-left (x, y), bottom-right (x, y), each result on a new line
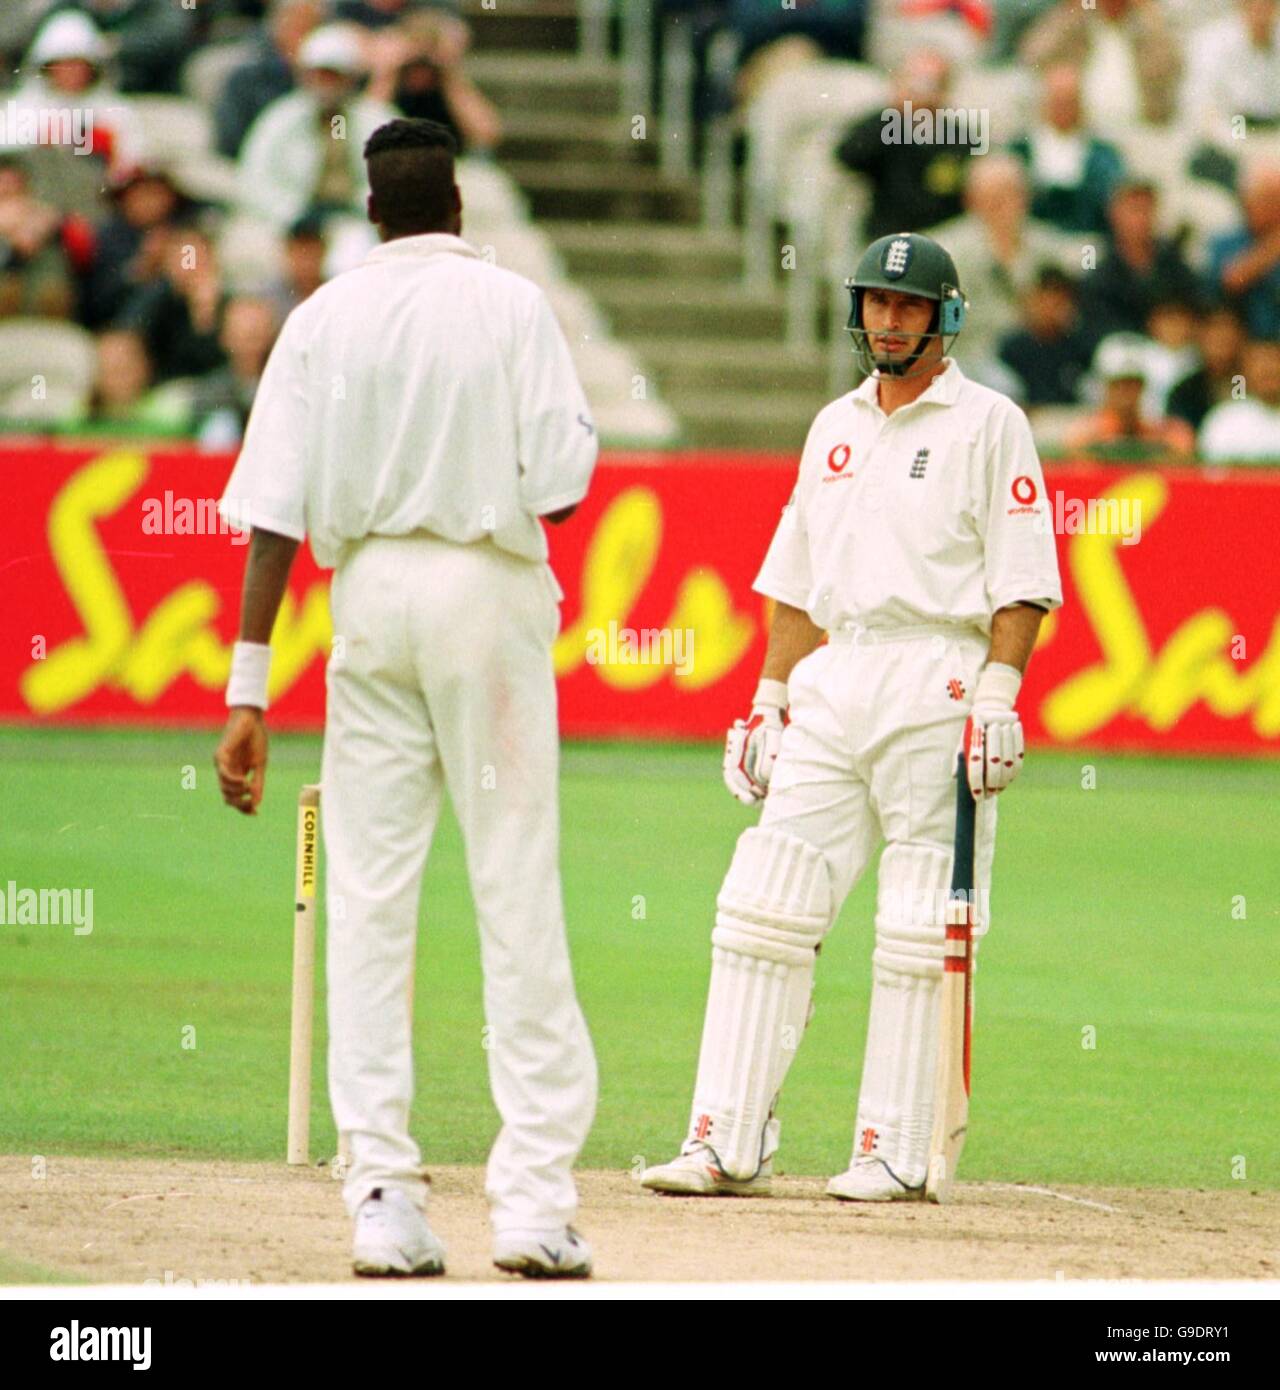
top-left (723, 678), bottom-right (789, 804)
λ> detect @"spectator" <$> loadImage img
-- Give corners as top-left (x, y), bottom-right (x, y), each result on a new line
top-left (69, 1), bottom-right (197, 95)
top-left (117, 222), bottom-right (227, 382)
top-left (998, 265), bottom-right (1093, 408)
top-left (1207, 161), bottom-right (1280, 341)
top-left (1020, 0), bottom-right (1183, 128)
top-left (1077, 180), bottom-right (1203, 345)
top-left (81, 166), bottom-right (192, 327)
top-left (1167, 307), bottom-right (1246, 431)
top-left (264, 212), bottom-right (328, 316)
top-left (987, 0), bottom-right (1058, 63)
top-left (64, 327), bottom-right (193, 436)
top-left (1183, 0), bottom-right (1280, 160)
top-left (1064, 333), bottom-right (1196, 462)
top-left (1139, 298), bottom-right (1201, 417)
top-left (925, 154), bottom-right (1079, 374)
top-left (336, 0), bottom-right (462, 30)
top-left (192, 296), bottom-right (280, 448)
top-left (835, 50), bottom-right (978, 243)
top-left (215, 0), bottom-right (326, 159)
top-left (366, 9), bottom-right (500, 155)
top-left (1007, 64), bottom-right (1125, 235)
top-left (1199, 339), bottom-right (1280, 463)
top-left (3, 11), bottom-right (147, 185)
top-left (236, 23), bottom-right (398, 230)
top-left (731, 0), bottom-right (868, 105)
top-left (0, 154), bottom-right (93, 318)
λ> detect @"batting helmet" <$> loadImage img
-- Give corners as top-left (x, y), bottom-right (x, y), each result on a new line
top-left (844, 232), bottom-right (967, 379)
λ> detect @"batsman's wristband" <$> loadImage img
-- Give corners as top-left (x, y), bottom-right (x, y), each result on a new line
top-left (226, 640), bottom-right (271, 710)
top-left (753, 677), bottom-right (789, 711)
top-left (973, 662), bottom-right (1021, 711)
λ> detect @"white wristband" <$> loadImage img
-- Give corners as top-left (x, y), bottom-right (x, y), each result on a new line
top-left (753, 677), bottom-right (789, 711)
top-left (226, 640), bottom-right (271, 710)
top-left (973, 662), bottom-right (1021, 711)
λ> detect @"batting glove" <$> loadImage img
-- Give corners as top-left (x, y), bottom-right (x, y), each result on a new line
top-left (723, 678), bottom-right (788, 805)
top-left (962, 663), bottom-right (1024, 800)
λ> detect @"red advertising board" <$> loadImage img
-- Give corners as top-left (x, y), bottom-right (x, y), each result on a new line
top-left (4, 442), bottom-right (1279, 755)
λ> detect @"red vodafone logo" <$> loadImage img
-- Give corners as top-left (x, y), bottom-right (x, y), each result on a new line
top-left (827, 443), bottom-right (852, 474)
top-left (1011, 475), bottom-right (1037, 505)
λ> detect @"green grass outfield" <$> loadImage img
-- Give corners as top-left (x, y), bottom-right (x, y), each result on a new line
top-left (1, 728), bottom-right (1277, 1190)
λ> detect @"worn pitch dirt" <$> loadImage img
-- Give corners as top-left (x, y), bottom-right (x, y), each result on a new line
top-left (2, 1156), bottom-right (1276, 1286)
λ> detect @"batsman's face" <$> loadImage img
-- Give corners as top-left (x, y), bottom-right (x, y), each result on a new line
top-left (863, 287), bottom-right (940, 367)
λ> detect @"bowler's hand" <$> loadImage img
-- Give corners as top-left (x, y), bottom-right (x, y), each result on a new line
top-left (215, 707), bottom-right (268, 815)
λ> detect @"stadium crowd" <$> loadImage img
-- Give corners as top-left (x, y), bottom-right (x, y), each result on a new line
top-left (0, 0), bottom-right (1278, 462)
top-left (0, 0), bottom-right (499, 443)
top-left (665, 0), bottom-right (1280, 461)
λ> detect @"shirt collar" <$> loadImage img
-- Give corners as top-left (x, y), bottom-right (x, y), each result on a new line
top-left (363, 233), bottom-right (481, 265)
top-left (851, 357), bottom-right (965, 412)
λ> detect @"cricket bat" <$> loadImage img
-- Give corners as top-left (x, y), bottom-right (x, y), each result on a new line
top-left (925, 752), bottom-right (977, 1203)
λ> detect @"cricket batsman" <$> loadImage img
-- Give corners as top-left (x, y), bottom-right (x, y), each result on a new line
top-left (642, 232), bottom-right (1063, 1202)
top-left (213, 119), bottom-right (598, 1277)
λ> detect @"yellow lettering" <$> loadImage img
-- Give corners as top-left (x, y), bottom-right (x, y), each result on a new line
top-left (555, 486), bottom-right (755, 690)
top-left (1040, 473), bottom-right (1280, 740)
top-left (23, 452), bottom-right (332, 714)
top-left (21, 452), bottom-right (147, 713)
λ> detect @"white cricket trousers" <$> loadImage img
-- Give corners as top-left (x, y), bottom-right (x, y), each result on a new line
top-left (321, 534), bottom-right (597, 1232)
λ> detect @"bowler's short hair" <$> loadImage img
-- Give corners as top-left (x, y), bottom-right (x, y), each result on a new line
top-left (364, 118), bottom-right (459, 233)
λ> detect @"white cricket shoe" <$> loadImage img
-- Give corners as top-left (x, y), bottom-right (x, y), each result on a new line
top-left (352, 1187), bottom-right (446, 1277)
top-left (493, 1227), bottom-right (592, 1279)
top-left (826, 1158), bottom-right (924, 1203)
top-left (641, 1144), bottom-right (773, 1197)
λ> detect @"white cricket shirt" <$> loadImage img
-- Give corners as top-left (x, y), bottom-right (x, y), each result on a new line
top-left (219, 233), bottom-right (598, 569)
top-left (755, 359), bottom-right (1063, 635)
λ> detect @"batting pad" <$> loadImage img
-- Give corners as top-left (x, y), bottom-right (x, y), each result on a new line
top-left (851, 843), bottom-right (952, 1189)
top-left (687, 827), bottom-right (831, 1179)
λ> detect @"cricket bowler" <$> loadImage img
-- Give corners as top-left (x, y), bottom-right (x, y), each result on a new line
top-left (641, 231), bottom-right (1064, 1202)
top-left (213, 119), bottom-right (598, 1277)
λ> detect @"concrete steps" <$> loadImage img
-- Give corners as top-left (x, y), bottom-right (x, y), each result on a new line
top-left (497, 159), bottom-right (700, 221)
top-left (655, 385), bottom-right (824, 452)
top-left (466, 5), bottom-right (822, 451)
top-left (629, 337), bottom-right (828, 392)
top-left (464, 0), bottom-right (580, 54)
top-left (497, 110), bottom-right (652, 164)
top-left (580, 277), bottom-right (786, 339)
top-left (469, 53), bottom-right (621, 114)
top-left (542, 220), bottom-right (742, 279)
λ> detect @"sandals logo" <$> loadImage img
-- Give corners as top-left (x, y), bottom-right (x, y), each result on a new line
top-left (13, 454), bottom-right (1280, 744)
top-left (20, 451), bottom-right (328, 715)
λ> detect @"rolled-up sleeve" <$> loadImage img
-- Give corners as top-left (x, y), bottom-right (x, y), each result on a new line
top-left (219, 312), bottom-right (309, 541)
top-left (512, 289), bottom-right (598, 515)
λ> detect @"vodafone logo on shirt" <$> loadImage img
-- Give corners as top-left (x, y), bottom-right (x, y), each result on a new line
top-left (1008, 474), bottom-right (1040, 514)
top-left (824, 443), bottom-right (854, 482)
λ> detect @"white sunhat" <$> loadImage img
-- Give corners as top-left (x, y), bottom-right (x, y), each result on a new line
top-left (297, 24), bottom-right (368, 75)
top-left (28, 10), bottom-right (113, 67)
top-left (1092, 332), bottom-right (1153, 382)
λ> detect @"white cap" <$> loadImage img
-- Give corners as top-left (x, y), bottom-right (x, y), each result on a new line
top-left (28, 11), bottom-right (112, 67)
top-left (297, 24), bottom-right (367, 75)
top-left (1092, 332), bottom-right (1151, 383)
